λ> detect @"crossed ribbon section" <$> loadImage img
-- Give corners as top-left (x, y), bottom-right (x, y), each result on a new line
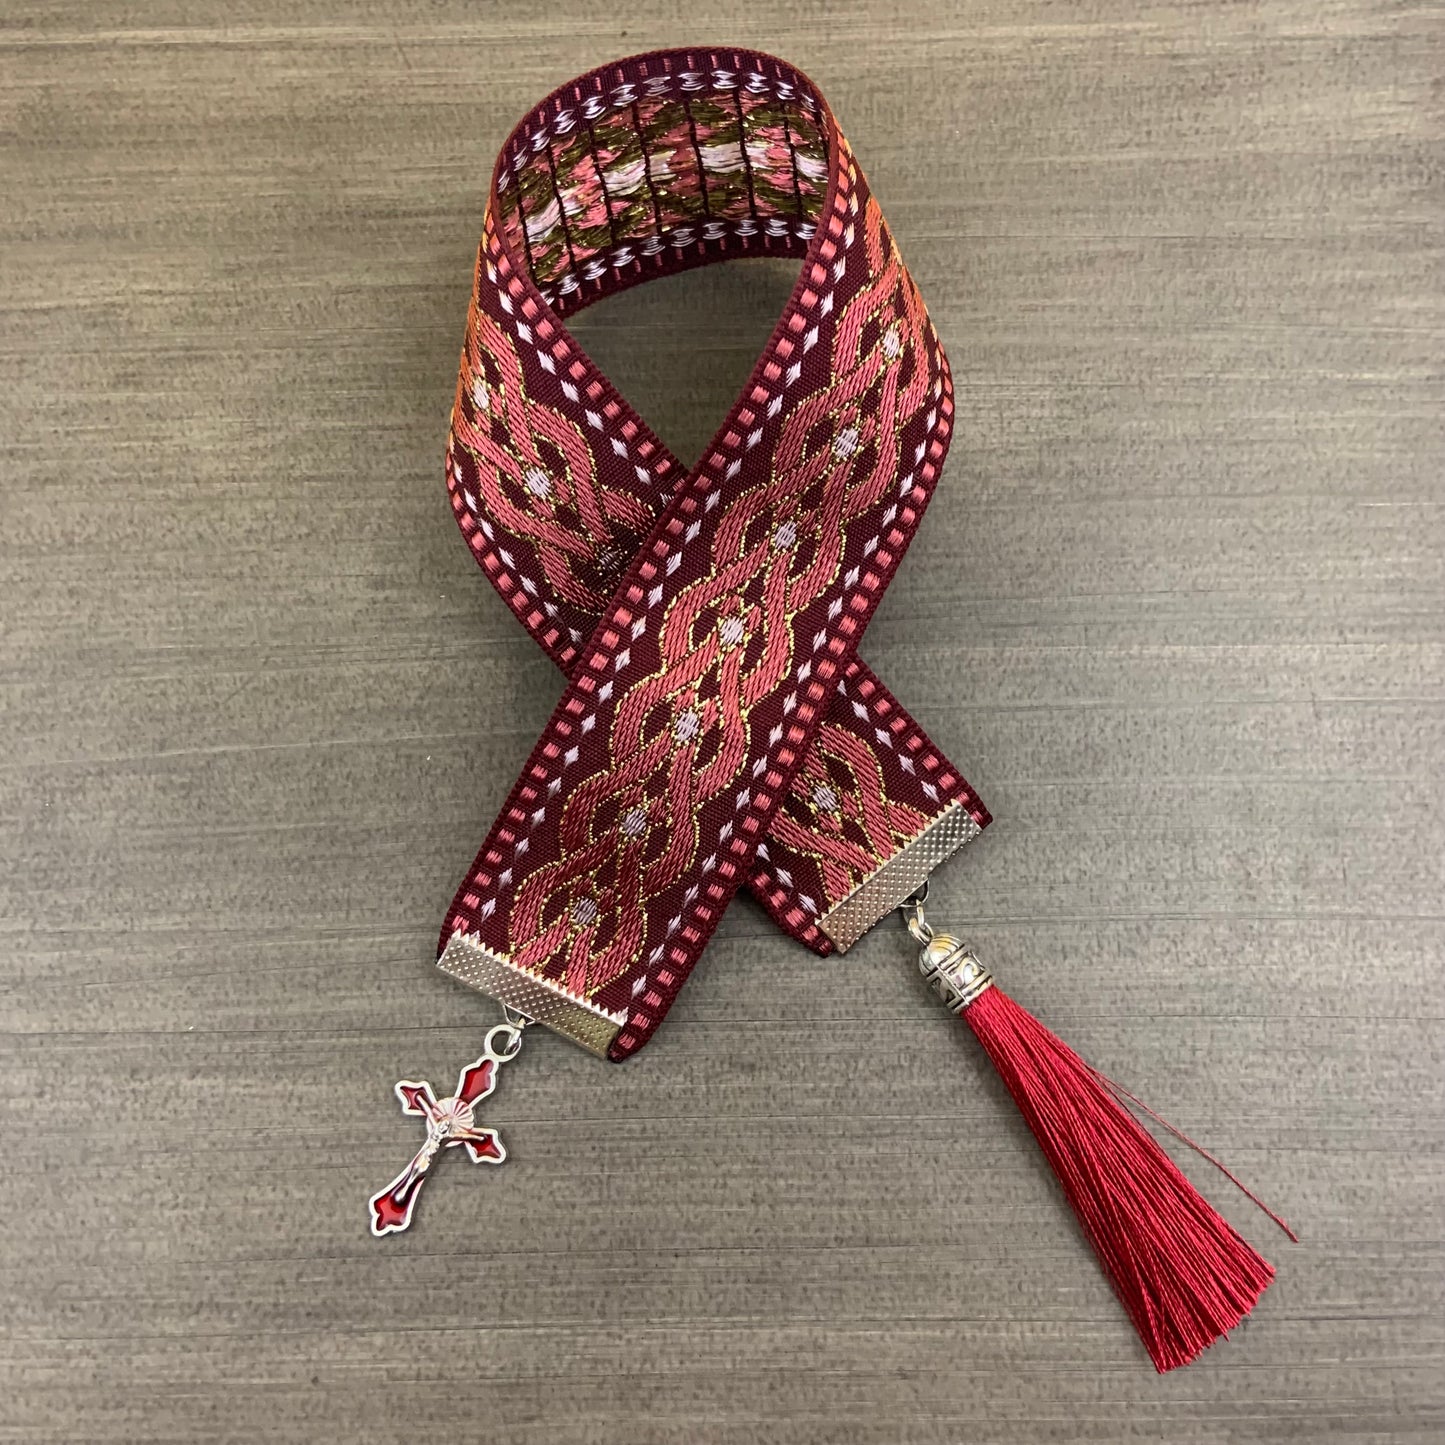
top-left (436, 49), bottom-right (986, 1058)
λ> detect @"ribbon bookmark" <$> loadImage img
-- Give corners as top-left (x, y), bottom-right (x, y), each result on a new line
top-left (370, 46), bottom-right (1289, 1376)
top-left (433, 48), bottom-right (986, 1057)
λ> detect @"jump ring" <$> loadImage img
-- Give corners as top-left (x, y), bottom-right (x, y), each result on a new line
top-left (483, 1023), bottom-right (525, 1062)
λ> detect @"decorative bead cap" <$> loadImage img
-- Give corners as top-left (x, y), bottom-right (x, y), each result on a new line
top-left (918, 933), bottom-right (994, 1013)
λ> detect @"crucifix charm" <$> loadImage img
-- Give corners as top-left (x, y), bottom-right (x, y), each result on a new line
top-left (369, 1017), bottom-right (528, 1236)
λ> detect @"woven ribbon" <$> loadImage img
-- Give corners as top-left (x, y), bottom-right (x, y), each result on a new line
top-left (437, 48), bottom-right (988, 1058)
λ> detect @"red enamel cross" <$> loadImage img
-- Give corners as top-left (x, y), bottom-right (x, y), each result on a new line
top-left (368, 1054), bottom-right (507, 1237)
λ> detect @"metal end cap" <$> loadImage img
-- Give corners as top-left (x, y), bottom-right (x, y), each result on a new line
top-left (918, 934), bottom-right (994, 1013)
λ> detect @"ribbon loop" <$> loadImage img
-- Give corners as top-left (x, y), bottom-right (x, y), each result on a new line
top-left (439, 49), bottom-right (987, 1056)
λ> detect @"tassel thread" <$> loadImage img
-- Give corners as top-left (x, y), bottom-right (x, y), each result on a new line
top-left (912, 911), bottom-right (1294, 1373)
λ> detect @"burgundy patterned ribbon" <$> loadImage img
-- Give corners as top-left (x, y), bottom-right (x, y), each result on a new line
top-left (437, 49), bottom-right (988, 1057)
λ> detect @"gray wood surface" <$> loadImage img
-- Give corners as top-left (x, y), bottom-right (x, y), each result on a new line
top-left (2, 3), bottom-right (1442, 1441)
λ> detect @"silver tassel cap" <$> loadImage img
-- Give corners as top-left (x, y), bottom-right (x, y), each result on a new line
top-left (902, 887), bottom-right (994, 1013)
top-left (918, 933), bottom-right (994, 1013)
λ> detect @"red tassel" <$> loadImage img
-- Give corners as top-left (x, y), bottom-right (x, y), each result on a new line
top-left (917, 929), bottom-right (1296, 1373)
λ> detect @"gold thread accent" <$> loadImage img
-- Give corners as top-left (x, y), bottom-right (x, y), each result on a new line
top-left (436, 933), bottom-right (626, 1058)
top-left (817, 800), bottom-right (982, 952)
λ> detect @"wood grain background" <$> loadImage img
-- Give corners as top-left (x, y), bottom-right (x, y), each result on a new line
top-left (2, 3), bottom-right (1441, 1441)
